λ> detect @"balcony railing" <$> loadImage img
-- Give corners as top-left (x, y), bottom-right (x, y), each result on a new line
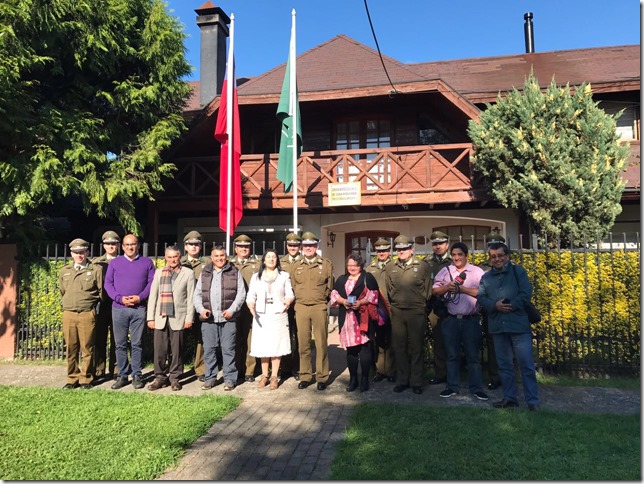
top-left (162, 141), bottom-right (640, 209)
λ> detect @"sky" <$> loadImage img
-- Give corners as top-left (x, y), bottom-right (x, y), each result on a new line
top-left (165, 0), bottom-right (641, 81)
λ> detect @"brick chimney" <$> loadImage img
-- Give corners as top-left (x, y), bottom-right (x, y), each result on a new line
top-left (195, 2), bottom-right (230, 107)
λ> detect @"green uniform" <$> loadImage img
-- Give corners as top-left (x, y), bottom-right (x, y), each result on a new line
top-left (385, 257), bottom-right (432, 386)
top-left (59, 262), bottom-right (103, 385)
top-left (230, 255), bottom-right (261, 378)
top-left (424, 252), bottom-right (452, 381)
top-left (291, 255), bottom-right (334, 384)
top-left (181, 254), bottom-right (206, 377)
top-left (280, 253), bottom-right (302, 376)
top-left (91, 254), bottom-right (118, 378)
top-left (366, 257), bottom-right (395, 378)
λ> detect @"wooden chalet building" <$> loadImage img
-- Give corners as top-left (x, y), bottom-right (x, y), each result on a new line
top-left (147, 3), bottom-right (640, 265)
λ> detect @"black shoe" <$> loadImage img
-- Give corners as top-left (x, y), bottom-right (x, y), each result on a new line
top-left (317, 382), bottom-right (327, 391)
top-left (78, 383), bottom-right (92, 390)
top-left (474, 390), bottom-right (489, 401)
top-left (412, 386), bottom-right (423, 395)
top-left (386, 376), bottom-right (396, 382)
top-left (493, 399), bottom-right (519, 409)
top-left (298, 381), bottom-right (310, 389)
top-left (346, 377), bottom-right (359, 392)
top-left (360, 377), bottom-right (370, 392)
top-left (293, 373), bottom-right (300, 381)
top-left (487, 381), bottom-right (501, 390)
top-left (171, 381), bottom-right (182, 391)
top-left (372, 373), bottom-right (386, 382)
top-left (244, 375), bottom-right (255, 382)
top-left (528, 404), bottom-right (539, 412)
top-left (197, 375), bottom-right (205, 382)
top-left (393, 384), bottom-right (409, 393)
top-left (132, 376), bottom-right (145, 390)
top-left (63, 382), bottom-right (79, 389)
top-left (440, 388), bottom-right (458, 398)
top-left (428, 377), bottom-right (446, 385)
top-left (111, 378), bottom-right (128, 390)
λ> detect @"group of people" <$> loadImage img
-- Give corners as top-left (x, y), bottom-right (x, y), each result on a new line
top-left (58, 227), bottom-right (540, 409)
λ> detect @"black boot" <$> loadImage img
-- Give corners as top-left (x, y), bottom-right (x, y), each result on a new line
top-left (360, 375), bottom-right (370, 392)
top-left (346, 375), bottom-right (359, 392)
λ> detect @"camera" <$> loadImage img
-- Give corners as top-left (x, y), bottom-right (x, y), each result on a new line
top-left (502, 298), bottom-right (510, 304)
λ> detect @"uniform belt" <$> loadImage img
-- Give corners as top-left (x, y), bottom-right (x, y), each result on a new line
top-left (449, 313), bottom-right (478, 320)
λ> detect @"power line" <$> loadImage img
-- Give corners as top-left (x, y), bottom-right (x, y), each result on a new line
top-left (363, 0), bottom-right (400, 95)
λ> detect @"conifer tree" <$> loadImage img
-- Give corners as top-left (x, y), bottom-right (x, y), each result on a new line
top-left (0, 0), bottom-right (192, 242)
top-left (468, 73), bottom-right (628, 245)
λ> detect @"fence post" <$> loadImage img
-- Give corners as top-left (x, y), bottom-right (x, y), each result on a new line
top-left (0, 244), bottom-right (18, 358)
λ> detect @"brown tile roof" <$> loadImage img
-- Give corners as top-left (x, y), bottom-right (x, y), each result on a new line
top-left (408, 44), bottom-right (640, 103)
top-left (184, 36), bottom-right (639, 111)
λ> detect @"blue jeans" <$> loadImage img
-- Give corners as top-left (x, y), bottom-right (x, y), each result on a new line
top-left (202, 321), bottom-right (237, 385)
top-left (442, 315), bottom-right (484, 393)
top-left (493, 332), bottom-right (540, 405)
top-left (112, 307), bottom-right (146, 378)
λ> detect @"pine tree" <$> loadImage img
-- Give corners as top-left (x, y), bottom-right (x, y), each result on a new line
top-left (468, 73), bottom-right (629, 246)
top-left (0, 0), bottom-right (192, 243)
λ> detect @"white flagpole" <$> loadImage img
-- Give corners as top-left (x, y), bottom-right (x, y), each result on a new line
top-left (290, 9), bottom-right (298, 235)
top-left (225, 14), bottom-right (235, 255)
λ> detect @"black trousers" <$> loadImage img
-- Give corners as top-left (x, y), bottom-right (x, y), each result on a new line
top-left (153, 324), bottom-right (184, 383)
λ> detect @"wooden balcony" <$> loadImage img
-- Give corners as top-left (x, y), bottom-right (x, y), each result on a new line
top-left (162, 144), bottom-right (486, 211)
top-left (159, 141), bottom-right (640, 211)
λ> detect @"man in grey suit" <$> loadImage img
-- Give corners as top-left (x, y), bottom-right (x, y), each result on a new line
top-left (146, 246), bottom-right (196, 391)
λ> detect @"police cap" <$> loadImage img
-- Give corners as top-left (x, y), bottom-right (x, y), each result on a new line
top-left (374, 238), bottom-right (391, 250)
top-left (393, 235), bottom-right (413, 250)
top-left (234, 234), bottom-right (252, 246)
top-left (301, 232), bottom-right (319, 245)
top-left (286, 232), bottom-right (302, 246)
top-left (486, 230), bottom-right (506, 245)
top-left (429, 231), bottom-right (449, 243)
top-left (183, 230), bottom-right (202, 244)
top-left (102, 231), bottom-right (120, 243)
top-left (69, 238), bottom-right (90, 252)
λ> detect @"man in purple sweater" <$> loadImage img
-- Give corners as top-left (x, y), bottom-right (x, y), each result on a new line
top-left (105, 233), bottom-right (155, 390)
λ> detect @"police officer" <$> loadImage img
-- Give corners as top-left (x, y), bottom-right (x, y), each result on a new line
top-left (92, 230), bottom-right (120, 382)
top-left (180, 230), bottom-right (207, 382)
top-left (280, 232), bottom-right (303, 380)
top-left (478, 229), bottom-right (506, 390)
top-left (424, 230), bottom-right (451, 385)
top-left (291, 232), bottom-right (334, 390)
top-left (366, 237), bottom-right (395, 382)
top-left (229, 234), bottom-right (261, 382)
top-left (385, 235), bottom-right (432, 394)
top-left (59, 238), bottom-right (103, 389)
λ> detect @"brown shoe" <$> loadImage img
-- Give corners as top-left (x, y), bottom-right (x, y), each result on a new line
top-left (148, 379), bottom-right (169, 391)
top-left (257, 375), bottom-right (269, 388)
top-left (269, 376), bottom-right (279, 390)
top-left (170, 381), bottom-right (182, 391)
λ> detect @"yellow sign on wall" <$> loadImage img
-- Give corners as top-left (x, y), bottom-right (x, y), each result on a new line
top-left (328, 182), bottom-right (362, 207)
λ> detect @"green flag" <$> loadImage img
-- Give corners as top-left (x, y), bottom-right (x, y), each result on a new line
top-left (276, 55), bottom-right (301, 193)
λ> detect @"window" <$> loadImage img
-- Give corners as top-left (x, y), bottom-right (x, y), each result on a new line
top-left (335, 119), bottom-right (392, 190)
top-left (345, 230), bottom-right (398, 260)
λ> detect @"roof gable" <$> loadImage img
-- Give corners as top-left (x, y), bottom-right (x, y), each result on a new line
top-left (238, 34), bottom-right (426, 96)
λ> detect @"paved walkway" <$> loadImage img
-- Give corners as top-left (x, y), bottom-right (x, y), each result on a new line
top-left (0, 329), bottom-right (639, 480)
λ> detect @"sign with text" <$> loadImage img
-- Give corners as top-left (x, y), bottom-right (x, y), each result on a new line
top-left (328, 182), bottom-right (362, 207)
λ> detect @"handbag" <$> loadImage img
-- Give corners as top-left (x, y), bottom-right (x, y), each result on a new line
top-left (510, 265), bottom-right (541, 324)
top-left (431, 267), bottom-right (453, 319)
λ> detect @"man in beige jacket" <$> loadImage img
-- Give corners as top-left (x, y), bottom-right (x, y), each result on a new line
top-left (146, 246), bottom-right (196, 391)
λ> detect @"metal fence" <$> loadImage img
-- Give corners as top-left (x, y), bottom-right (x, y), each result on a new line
top-left (15, 233), bottom-right (641, 376)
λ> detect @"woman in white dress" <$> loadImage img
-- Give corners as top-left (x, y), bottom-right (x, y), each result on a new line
top-left (246, 249), bottom-right (294, 390)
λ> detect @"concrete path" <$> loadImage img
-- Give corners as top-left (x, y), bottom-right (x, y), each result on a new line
top-left (0, 329), bottom-right (639, 480)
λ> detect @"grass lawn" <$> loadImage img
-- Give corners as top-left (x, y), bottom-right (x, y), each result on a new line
top-left (331, 403), bottom-right (640, 480)
top-left (536, 373), bottom-right (640, 389)
top-left (0, 385), bottom-right (240, 480)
